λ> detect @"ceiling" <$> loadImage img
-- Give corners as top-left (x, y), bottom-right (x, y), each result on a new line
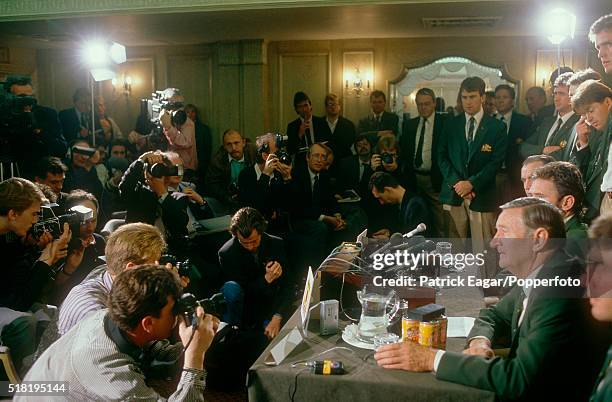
top-left (0, 0), bottom-right (609, 48)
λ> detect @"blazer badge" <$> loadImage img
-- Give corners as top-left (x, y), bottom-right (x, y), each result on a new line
top-left (515, 137), bottom-right (523, 144)
top-left (481, 144), bottom-right (492, 152)
top-left (559, 140), bottom-right (567, 149)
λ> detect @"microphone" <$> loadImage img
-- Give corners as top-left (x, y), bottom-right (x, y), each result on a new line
top-left (403, 223), bottom-right (427, 238)
top-left (369, 232), bottom-right (403, 257)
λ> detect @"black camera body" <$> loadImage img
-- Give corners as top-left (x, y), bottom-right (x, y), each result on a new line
top-left (0, 89), bottom-right (39, 163)
top-left (159, 254), bottom-right (194, 278)
top-left (30, 205), bottom-right (94, 249)
top-left (174, 292), bottom-right (226, 324)
top-left (380, 152), bottom-right (395, 164)
top-left (72, 145), bottom-right (97, 158)
top-left (147, 162), bottom-right (183, 178)
top-left (145, 90), bottom-right (186, 126)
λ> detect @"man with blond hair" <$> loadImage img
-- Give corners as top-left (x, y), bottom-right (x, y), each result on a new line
top-left (58, 222), bottom-right (167, 335)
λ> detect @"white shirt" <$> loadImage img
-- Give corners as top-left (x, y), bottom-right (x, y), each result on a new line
top-left (301, 116), bottom-right (315, 145)
top-left (254, 162), bottom-right (264, 180)
top-left (327, 116), bottom-right (339, 134)
top-left (602, 145), bottom-right (612, 192)
top-left (497, 111), bottom-right (513, 135)
top-left (545, 111), bottom-right (575, 145)
top-left (414, 114), bottom-right (435, 171)
top-left (434, 265), bottom-right (544, 372)
top-left (308, 167), bottom-right (325, 221)
top-left (464, 108), bottom-right (484, 141)
top-left (228, 154), bottom-right (245, 164)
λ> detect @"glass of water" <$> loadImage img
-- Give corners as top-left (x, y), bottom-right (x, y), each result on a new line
top-left (373, 333), bottom-right (400, 349)
top-left (436, 242), bottom-right (453, 270)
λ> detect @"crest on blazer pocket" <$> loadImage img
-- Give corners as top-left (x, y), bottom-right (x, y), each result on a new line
top-left (515, 138), bottom-right (523, 144)
top-left (481, 144), bottom-right (492, 152)
top-left (559, 140), bottom-right (567, 149)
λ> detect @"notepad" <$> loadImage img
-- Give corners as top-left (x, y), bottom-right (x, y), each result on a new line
top-left (446, 317), bottom-right (476, 337)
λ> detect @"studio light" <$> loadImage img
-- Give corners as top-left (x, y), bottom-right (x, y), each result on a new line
top-left (544, 8), bottom-right (576, 45)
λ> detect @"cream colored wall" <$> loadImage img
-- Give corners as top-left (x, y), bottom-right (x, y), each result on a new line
top-left (267, 35), bottom-right (592, 131)
top-left (1, 34), bottom-right (598, 151)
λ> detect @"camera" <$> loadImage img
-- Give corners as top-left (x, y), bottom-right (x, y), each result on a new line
top-left (159, 254), bottom-right (195, 278)
top-left (380, 152), bottom-right (395, 164)
top-left (0, 87), bottom-right (39, 165)
top-left (72, 145), bottom-right (97, 158)
top-left (174, 292), bottom-right (226, 324)
top-left (147, 162), bottom-right (183, 178)
top-left (145, 90), bottom-right (186, 127)
top-left (30, 204), bottom-right (94, 249)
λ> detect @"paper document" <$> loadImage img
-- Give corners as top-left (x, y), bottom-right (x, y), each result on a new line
top-left (447, 317), bottom-right (476, 337)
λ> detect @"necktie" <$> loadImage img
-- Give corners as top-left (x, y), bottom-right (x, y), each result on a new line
top-left (312, 174), bottom-right (321, 208)
top-left (545, 117), bottom-right (563, 146)
top-left (376, 114), bottom-right (381, 128)
top-left (467, 117), bottom-right (476, 144)
top-left (230, 159), bottom-right (244, 184)
top-left (359, 162), bottom-right (369, 182)
top-left (513, 289), bottom-right (527, 333)
top-left (414, 117), bottom-right (427, 168)
top-left (499, 115), bottom-right (505, 123)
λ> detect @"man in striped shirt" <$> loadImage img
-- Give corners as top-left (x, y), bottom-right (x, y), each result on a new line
top-left (58, 222), bottom-right (166, 335)
top-left (18, 265), bottom-right (217, 401)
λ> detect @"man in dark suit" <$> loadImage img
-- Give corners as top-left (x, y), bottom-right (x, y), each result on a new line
top-left (323, 93), bottom-right (355, 161)
top-left (438, 77), bottom-right (507, 278)
top-left (519, 73), bottom-right (580, 160)
top-left (357, 90), bottom-right (399, 139)
top-left (494, 84), bottom-right (534, 203)
top-left (119, 150), bottom-right (189, 254)
top-left (369, 172), bottom-right (431, 237)
top-left (205, 129), bottom-right (257, 211)
top-left (289, 143), bottom-right (346, 265)
top-left (286, 91), bottom-right (330, 156)
top-left (237, 133), bottom-right (292, 227)
top-left (218, 207), bottom-right (291, 338)
top-left (59, 87), bottom-right (92, 144)
top-left (3, 75), bottom-right (67, 179)
top-left (400, 87), bottom-right (445, 237)
top-left (524, 86), bottom-right (554, 128)
top-left (335, 134), bottom-right (374, 201)
top-left (375, 198), bottom-right (609, 401)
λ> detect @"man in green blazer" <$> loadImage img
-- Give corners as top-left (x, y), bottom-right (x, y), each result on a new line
top-left (528, 161), bottom-right (588, 258)
top-left (375, 198), bottom-right (610, 401)
top-left (586, 214), bottom-right (612, 402)
top-left (438, 76), bottom-right (507, 278)
top-left (571, 79), bottom-right (612, 222)
top-left (519, 73), bottom-right (580, 160)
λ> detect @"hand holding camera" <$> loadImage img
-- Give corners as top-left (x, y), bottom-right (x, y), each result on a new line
top-left (37, 222), bottom-right (71, 267)
top-left (179, 306), bottom-right (218, 370)
top-left (263, 154), bottom-right (279, 177)
top-left (298, 120), bottom-right (311, 139)
top-left (264, 260), bottom-right (283, 284)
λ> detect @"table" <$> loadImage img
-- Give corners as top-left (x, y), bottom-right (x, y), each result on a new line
top-left (247, 310), bottom-right (495, 402)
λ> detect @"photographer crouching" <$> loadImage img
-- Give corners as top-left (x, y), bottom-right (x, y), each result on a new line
top-left (0, 178), bottom-right (71, 373)
top-left (17, 265), bottom-right (218, 401)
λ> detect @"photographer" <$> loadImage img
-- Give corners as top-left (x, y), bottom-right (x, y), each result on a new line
top-left (33, 156), bottom-right (69, 213)
top-left (369, 135), bottom-right (406, 235)
top-left (49, 190), bottom-right (106, 305)
top-left (20, 265), bottom-right (217, 401)
top-left (158, 88), bottom-right (197, 176)
top-left (0, 178), bottom-right (70, 372)
top-left (119, 150), bottom-right (189, 254)
top-left (238, 133), bottom-right (292, 227)
top-left (63, 139), bottom-right (104, 203)
top-left (1, 75), bottom-right (67, 180)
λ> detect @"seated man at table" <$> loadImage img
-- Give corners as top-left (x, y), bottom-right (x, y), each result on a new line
top-left (374, 197), bottom-right (609, 401)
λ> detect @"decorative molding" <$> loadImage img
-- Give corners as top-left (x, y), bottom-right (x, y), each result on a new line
top-left (241, 40), bottom-right (265, 65)
top-left (217, 42), bottom-right (241, 66)
top-left (0, 1), bottom-right (499, 21)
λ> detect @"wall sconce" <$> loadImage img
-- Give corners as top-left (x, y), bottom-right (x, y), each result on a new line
top-left (112, 75), bottom-right (133, 97)
top-left (345, 68), bottom-right (371, 98)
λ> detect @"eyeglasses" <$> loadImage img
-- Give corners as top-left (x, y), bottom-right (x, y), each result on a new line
top-left (310, 153), bottom-right (328, 161)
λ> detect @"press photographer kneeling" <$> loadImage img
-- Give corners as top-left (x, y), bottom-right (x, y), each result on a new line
top-left (0, 177), bottom-right (71, 373)
top-left (18, 265), bottom-right (218, 401)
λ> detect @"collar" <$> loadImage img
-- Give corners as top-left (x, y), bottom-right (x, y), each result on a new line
top-left (523, 265), bottom-right (544, 299)
top-left (300, 116), bottom-right (313, 123)
top-left (308, 167), bottom-right (319, 182)
top-left (373, 111), bottom-right (384, 119)
top-left (327, 116), bottom-right (339, 125)
top-left (228, 154), bottom-right (246, 164)
top-left (465, 107), bottom-right (484, 126)
top-left (104, 312), bottom-right (142, 362)
top-left (557, 110), bottom-right (575, 124)
top-left (102, 270), bottom-right (113, 292)
top-left (254, 163), bottom-right (263, 180)
top-left (563, 214), bottom-right (574, 224)
top-left (497, 110), bottom-right (513, 121)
